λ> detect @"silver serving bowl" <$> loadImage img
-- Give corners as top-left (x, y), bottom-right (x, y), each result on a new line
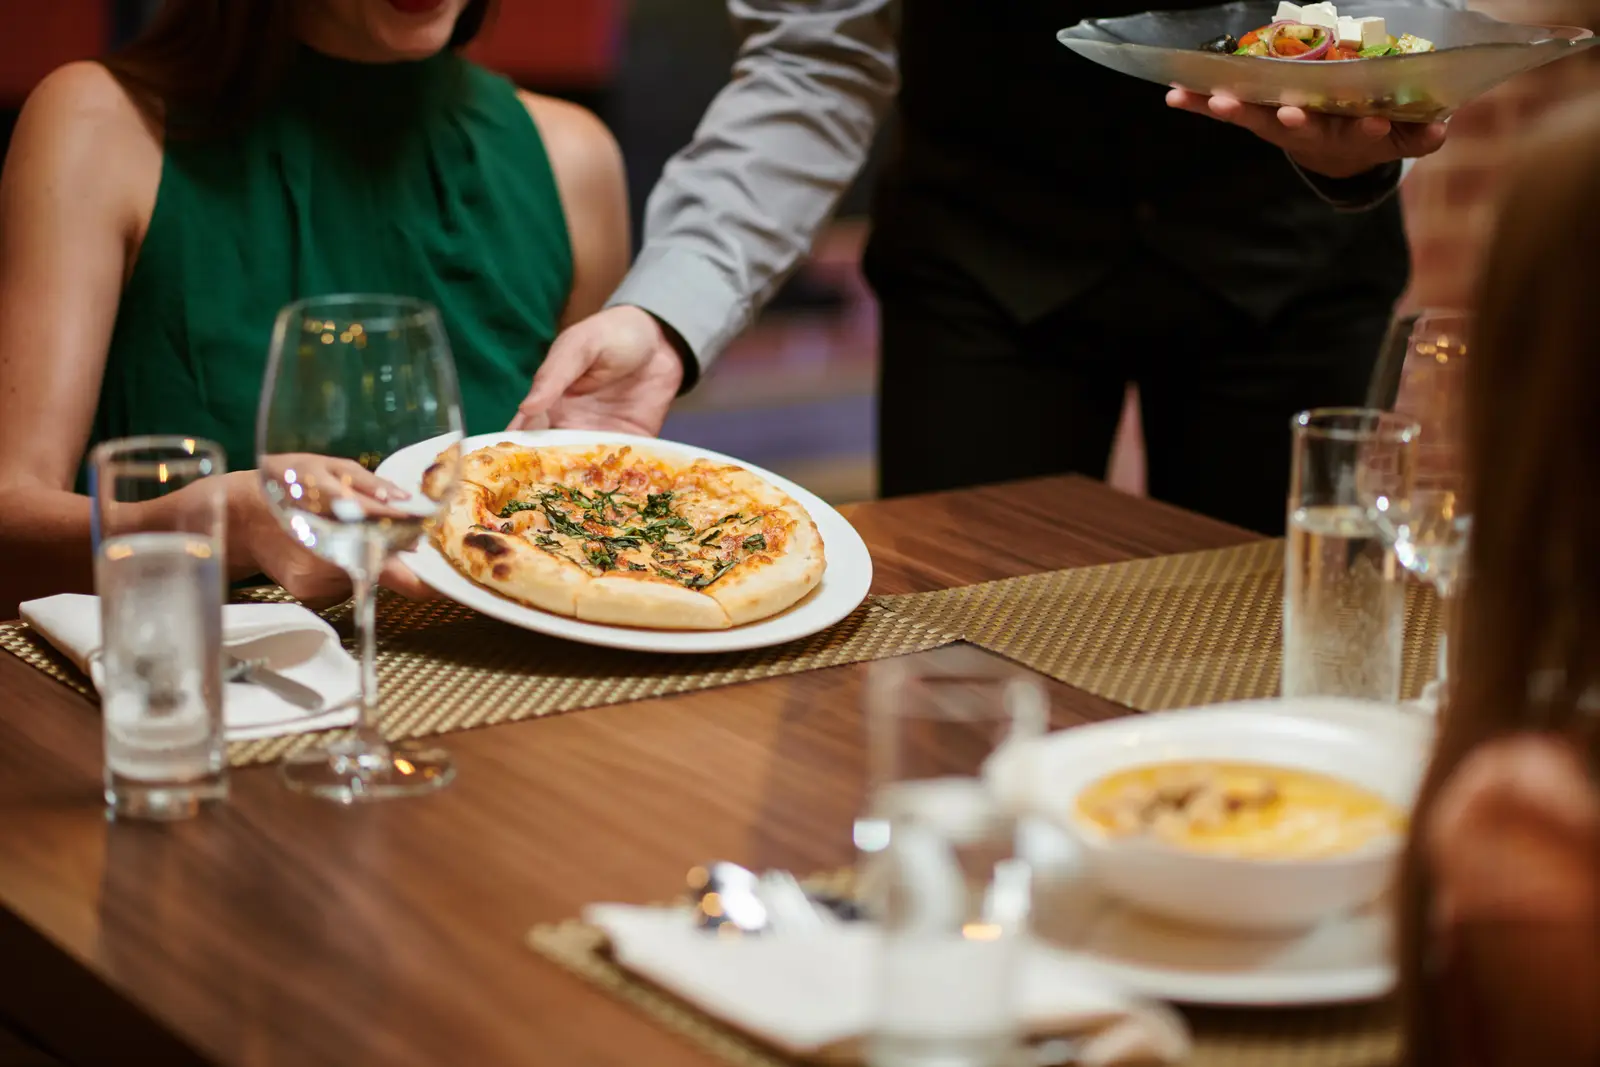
top-left (1058, 0), bottom-right (1596, 121)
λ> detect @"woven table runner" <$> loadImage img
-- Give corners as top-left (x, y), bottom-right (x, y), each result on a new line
top-left (880, 540), bottom-right (1441, 711)
top-left (526, 869), bottom-right (1400, 1067)
top-left (0, 591), bottom-right (959, 768)
top-left (0, 539), bottom-right (1440, 765)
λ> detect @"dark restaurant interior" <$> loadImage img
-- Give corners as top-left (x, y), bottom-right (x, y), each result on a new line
top-left (0, 2), bottom-right (1597, 1066)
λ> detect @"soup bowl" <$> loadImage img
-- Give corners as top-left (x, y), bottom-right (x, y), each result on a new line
top-left (987, 701), bottom-right (1427, 932)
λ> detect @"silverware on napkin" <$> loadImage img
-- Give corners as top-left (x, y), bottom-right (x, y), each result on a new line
top-left (683, 863), bottom-right (1092, 1064)
top-left (689, 862), bottom-right (863, 935)
top-left (224, 655), bottom-right (324, 711)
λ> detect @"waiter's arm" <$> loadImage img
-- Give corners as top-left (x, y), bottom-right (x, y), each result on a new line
top-left (608, 0), bottom-right (899, 374)
top-left (1290, 0), bottom-right (1466, 209)
top-left (509, 0), bottom-right (898, 435)
top-left (617, 0), bottom-right (896, 369)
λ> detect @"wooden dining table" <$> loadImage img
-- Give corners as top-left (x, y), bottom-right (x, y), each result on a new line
top-left (0, 475), bottom-right (1256, 1067)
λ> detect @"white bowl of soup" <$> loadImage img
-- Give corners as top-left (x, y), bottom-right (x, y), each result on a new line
top-left (987, 701), bottom-right (1425, 932)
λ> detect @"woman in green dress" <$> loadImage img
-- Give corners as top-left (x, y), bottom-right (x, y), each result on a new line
top-left (0, 0), bottom-right (631, 615)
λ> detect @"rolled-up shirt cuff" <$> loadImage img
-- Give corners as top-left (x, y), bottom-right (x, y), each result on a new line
top-left (605, 246), bottom-right (754, 393)
top-left (1289, 155), bottom-right (1405, 212)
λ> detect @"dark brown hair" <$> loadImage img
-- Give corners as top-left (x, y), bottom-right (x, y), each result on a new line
top-left (1397, 94), bottom-right (1600, 1066)
top-left (101, 0), bottom-right (495, 137)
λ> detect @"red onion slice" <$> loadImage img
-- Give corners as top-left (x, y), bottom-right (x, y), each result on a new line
top-left (1264, 20), bottom-right (1333, 59)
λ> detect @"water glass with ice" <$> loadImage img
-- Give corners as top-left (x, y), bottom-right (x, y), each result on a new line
top-left (1284, 409), bottom-right (1418, 705)
top-left (858, 647), bottom-right (1048, 1067)
top-left (91, 436), bottom-right (228, 820)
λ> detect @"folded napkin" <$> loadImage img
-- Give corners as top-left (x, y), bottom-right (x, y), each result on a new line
top-left (20, 594), bottom-right (359, 740)
top-left (1404, 681), bottom-right (1441, 717)
top-left (584, 904), bottom-right (1191, 1067)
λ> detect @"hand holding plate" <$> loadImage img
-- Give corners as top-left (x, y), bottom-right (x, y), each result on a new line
top-left (509, 306), bottom-right (685, 436)
top-left (1165, 87), bottom-right (1447, 178)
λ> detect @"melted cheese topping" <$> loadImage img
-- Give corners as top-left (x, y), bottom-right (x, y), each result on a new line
top-left (486, 466), bottom-right (785, 588)
top-left (1075, 761), bottom-right (1406, 860)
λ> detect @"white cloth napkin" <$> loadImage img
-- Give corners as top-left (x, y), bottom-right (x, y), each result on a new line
top-left (20, 593), bottom-right (359, 739)
top-left (584, 904), bottom-right (1191, 1066)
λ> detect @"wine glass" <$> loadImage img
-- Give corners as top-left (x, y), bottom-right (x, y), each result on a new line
top-left (256, 294), bottom-right (464, 802)
top-left (1363, 310), bottom-right (1472, 709)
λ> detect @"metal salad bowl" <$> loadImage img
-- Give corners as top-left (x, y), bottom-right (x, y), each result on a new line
top-left (1057, 0), bottom-right (1596, 121)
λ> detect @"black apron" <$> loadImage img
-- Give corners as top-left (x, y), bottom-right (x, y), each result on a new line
top-left (865, 0), bottom-right (1410, 323)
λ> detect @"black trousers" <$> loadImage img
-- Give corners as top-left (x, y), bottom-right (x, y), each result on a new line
top-left (871, 254), bottom-right (1396, 536)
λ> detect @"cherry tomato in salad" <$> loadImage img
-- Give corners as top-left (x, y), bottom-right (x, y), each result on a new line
top-left (1239, 29), bottom-right (1260, 46)
top-left (1326, 45), bottom-right (1359, 60)
top-left (1274, 36), bottom-right (1311, 56)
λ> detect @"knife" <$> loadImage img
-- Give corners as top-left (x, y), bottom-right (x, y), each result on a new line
top-left (224, 655), bottom-right (325, 711)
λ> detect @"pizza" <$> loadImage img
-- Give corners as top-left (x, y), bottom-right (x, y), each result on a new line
top-left (425, 441), bottom-right (827, 630)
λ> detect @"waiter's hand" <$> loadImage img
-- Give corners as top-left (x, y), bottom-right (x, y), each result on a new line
top-left (1165, 88), bottom-right (1448, 179)
top-left (508, 306), bottom-right (685, 436)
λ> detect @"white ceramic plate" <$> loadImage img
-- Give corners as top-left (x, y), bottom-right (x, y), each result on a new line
top-left (373, 430), bottom-right (873, 653)
top-left (997, 697), bottom-right (1431, 1005)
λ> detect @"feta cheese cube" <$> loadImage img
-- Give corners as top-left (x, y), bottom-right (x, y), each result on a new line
top-left (1297, 2), bottom-right (1340, 29)
top-left (1274, 1), bottom-right (1303, 21)
top-left (1337, 15), bottom-right (1387, 49)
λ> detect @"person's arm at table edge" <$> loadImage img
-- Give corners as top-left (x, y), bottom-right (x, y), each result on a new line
top-left (0, 63), bottom-right (147, 617)
top-left (604, 0), bottom-right (900, 385)
top-left (1425, 734), bottom-right (1600, 1066)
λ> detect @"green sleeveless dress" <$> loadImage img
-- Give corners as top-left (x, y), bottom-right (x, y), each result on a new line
top-left (94, 46), bottom-right (573, 475)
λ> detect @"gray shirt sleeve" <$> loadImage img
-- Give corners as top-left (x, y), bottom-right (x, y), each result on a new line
top-left (605, 0), bottom-right (899, 375)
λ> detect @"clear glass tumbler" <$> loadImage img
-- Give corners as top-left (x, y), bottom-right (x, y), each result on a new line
top-left (1284, 409), bottom-right (1419, 705)
top-left (859, 647), bottom-right (1048, 1067)
top-left (91, 435), bottom-right (229, 820)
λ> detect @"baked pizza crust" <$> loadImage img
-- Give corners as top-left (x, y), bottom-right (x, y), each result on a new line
top-left (431, 441), bottom-right (826, 630)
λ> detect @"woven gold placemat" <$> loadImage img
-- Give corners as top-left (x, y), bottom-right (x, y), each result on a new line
top-left (0, 592), bottom-right (959, 768)
top-left (526, 870), bottom-right (1401, 1067)
top-left (0, 539), bottom-right (1440, 766)
top-left (879, 541), bottom-right (1440, 711)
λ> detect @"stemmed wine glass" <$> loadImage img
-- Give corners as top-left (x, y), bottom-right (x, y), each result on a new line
top-left (1361, 310), bottom-right (1472, 710)
top-left (256, 294), bottom-right (464, 801)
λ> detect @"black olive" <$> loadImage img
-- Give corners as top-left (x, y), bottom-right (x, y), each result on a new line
top-left (1198, 33), bottom-right (1239, 54)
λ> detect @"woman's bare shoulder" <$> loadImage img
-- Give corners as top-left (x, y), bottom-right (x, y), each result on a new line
top-left (18, 61), bottom-right (160, 154)
top-left (6, 62), bottom-right (162, 240)
top-left (515, 91), bottom-right (624, 195)
top-left (513, 90), bottom-right (629, 323)
top-left (1427, 733), bottom-right (1600, 921)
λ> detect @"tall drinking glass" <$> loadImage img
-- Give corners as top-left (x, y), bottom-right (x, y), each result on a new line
top-left (1365, 311), bottom-right (1472, 708)
top-left (1284, 409), bottom-right (1419, 705)
top-left (91, 436), bottom-right (228, 820)
top-left (256, 294), bottom-right (463, 802)
top-left (859, 647), bottom-right (1048, 1067)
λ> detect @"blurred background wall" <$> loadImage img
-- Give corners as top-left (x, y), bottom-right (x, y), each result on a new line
top-left (0, 0), bottom-right (1594, 504)
top-left (1400, 0), bottom-right (1600, 310)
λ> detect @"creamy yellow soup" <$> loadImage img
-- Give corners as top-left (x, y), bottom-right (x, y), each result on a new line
top-left (1075, 761), bottom-right (1406, 860)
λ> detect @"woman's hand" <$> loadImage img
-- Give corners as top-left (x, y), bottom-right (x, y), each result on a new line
top-left (508, 306), bottom-right (685, 435)
top-left (223, 467), bottom-right (437, 608)
top-left (1165, 88), bottom-right (1448, 179)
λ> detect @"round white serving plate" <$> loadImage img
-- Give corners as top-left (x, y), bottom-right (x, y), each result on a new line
top-left (996, 697), bottom-right (1431, 1006)
top-left (374, 430), bottom-right (874, 653)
